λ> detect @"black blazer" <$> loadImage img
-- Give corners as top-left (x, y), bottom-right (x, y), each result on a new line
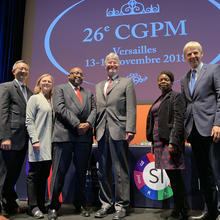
top-left (0, 80), bottom-right (33, 150)
top-left (146, 90), bottom-right (186, 146)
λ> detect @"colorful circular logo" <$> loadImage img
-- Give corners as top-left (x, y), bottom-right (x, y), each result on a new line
top-left (134, 153), bottom-right (173, 200)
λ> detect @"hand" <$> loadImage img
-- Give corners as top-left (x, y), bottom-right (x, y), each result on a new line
top-left (33, 142), bottom-right (40, 152)
top-left (0, 139), bottom-right (11, 150)
top-left (77, 123), bottom-right (90, 135)
top-left (126, 132), bottom-right (135, 144)
top-left (211, 126), bottom-right (220, 143)
top-left (168, 143), bottom-right (177, 154)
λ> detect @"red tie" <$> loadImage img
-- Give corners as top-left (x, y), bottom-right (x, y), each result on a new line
top-left (75, 87), bottom-right (82, 104)
top-left (105, 79), bottom-right (112, 96)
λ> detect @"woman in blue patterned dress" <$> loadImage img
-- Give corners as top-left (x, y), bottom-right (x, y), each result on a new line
top-left (146, 70), bottom-right (188, 220)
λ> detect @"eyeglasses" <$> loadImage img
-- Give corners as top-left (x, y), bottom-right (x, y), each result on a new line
top-left (16, 67), bottom-right (29, 71)
top-left (70, 71), bottom-right (83, 76)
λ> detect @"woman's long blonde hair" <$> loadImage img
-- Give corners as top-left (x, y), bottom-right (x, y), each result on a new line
top-left (34, 74), bottom-right (54, 98)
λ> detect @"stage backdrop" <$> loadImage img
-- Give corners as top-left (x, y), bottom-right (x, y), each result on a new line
top-left (23, 0), bottom-right (220, 104)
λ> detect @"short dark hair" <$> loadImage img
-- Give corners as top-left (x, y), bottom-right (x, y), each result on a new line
top-left (158, 70), bottom-right (174, 83)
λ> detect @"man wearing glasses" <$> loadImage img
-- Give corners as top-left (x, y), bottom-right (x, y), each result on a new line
top-left (48, 67), bottom-right (96, 220)
top-left (0, 60), bottom-right (32, 217)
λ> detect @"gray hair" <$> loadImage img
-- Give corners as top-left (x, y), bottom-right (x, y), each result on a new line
top-left (183, 41), bottom-right (203, 55)
top-left (104, 53), bottom-right (120, 65)
top-left (12, 60), bottom-right (30, 71)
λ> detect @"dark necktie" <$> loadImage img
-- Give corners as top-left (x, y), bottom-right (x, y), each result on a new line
top-left (190, 70), bottom-right (196, 95)
top-left (75, 87), bottom-right (82, 104)
top-left (21, 85), bottom-right (27, 102)
top-left (105, 79), bottom-right (112, 97)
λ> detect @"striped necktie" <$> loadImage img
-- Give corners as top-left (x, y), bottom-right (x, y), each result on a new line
top-left (105, 79), bottom-right (112, 97)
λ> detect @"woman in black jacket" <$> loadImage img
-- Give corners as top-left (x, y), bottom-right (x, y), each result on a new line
top-left (146, 70), bottom-right (188, 220)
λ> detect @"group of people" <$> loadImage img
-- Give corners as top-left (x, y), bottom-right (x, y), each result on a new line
top-left (0, 40), bottom-right (219, 220)
top-left (0, 52), bottom-right (136, 220)
top-left (147, 41), bottom-right (220, 220)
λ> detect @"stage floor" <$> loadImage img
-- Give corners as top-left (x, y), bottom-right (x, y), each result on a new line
top-left (7, 201), bottom-right (204, 220)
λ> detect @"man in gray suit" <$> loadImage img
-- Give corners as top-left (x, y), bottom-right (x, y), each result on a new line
top-left (47, 67), bottom-right (96, 220)
top-left (0, 60), bottom-right (32, 216)
top-left (181, 41), bottom-right (220, 220)
top-left (95, 53), bottom-right (136, 220)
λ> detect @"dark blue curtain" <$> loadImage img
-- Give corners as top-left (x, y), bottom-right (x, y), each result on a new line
top-left (0, 0), bottom-right (26, 83)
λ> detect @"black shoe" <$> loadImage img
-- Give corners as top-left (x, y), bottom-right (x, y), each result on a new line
top-left (95, 207), bottom-right (114, 218)
top-left (47, 209), bottom-right (57, 220)
top-left (39, 206), bottom-right (48, 214)
top-left (28, 207), bottom-right (44, 219)
top-left (181, 207), bottom-right (190, 220)
top-left (189, 212), bottom-right (217, 220)
top-left (167, 208), bottom-right (182, 220)
top-left (0, 200), bottom-right (18, 217)
top-left (75, 206), bottom-right (90, 217)
top-left (112, 209), bottom-right (126, 220)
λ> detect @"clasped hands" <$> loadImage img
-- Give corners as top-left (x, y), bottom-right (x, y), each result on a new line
top-left (77, 122), bottom-right (90, 135)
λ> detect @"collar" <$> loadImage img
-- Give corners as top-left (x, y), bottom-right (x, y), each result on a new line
top-left (68, 82), bottom-right (81, 90)
top-left (15, 79), bottom-right (25, 87)
top-left (108, 74), bottom-right (118, 81)
top-left (191, 62), bottom-right (203, 73)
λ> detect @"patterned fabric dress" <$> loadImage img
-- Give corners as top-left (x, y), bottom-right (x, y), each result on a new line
top-left (151, 97), bottom-right (185, 170)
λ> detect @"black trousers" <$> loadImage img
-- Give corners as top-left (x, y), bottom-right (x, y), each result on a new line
top-left (97, 123), bottom-right (130, 211)
top-left (49, 142), bottom-right (91, 210)
top-left (166, 169), bottom-right (186, 210)
top-left (188, 125), bottom-right (218, 217)
top-left (27, 160), bottom-right (51, 210)
top-left (210, 141), bottom-right (220, 210)
top-left (0, 147), bottom-right (27, 210)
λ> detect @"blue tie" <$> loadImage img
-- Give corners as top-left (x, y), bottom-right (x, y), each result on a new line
top-left (190, 70), bottom-right (196, 95)
top-left (21, 85), bottom-right (27, 102)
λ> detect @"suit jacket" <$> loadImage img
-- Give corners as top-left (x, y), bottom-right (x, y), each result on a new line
top-left (95, 76), bottom-right (136, 141)
top-left (0, 80), bottom-right (33, 150)
top-left (52, 82), bottom-right (96, 143)
top-left (180, 63), bottom-right (220, 138)
top-left (146, 90), bottom-right (186, 146)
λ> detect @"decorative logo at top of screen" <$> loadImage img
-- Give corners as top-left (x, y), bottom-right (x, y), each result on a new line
top-left (106, 0), bottom-right (160, 17)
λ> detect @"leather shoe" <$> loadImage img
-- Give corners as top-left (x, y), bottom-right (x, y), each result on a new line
top-left (0, 200), bottom-right (18, 217)
top-left (167, 209), bottom-right (182, 220)
top-left (47, 209), bottom-right (57, 220)
top-left (75, 206), bottom-right (90, 217)
top-left (189, 211), bottom-right (217, 220)
top-left (112, 209), bottom-right (126, 220)
top-left (28, 207), bottom-right (44, 219)
top-left (95, 207), bottom-right (114, 218)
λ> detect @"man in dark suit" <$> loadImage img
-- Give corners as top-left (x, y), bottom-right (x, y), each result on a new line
top-left (181, 41), bottom-right (220, 220)
top-left (95, 53), bottom-right (136, 220)
top-left (0, 60), bottom-right (32, 216)
top-left (47, 67), bottom-right (96, 220)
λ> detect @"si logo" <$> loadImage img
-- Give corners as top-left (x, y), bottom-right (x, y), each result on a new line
top-left (134, 153), bottom-right (173, 200)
